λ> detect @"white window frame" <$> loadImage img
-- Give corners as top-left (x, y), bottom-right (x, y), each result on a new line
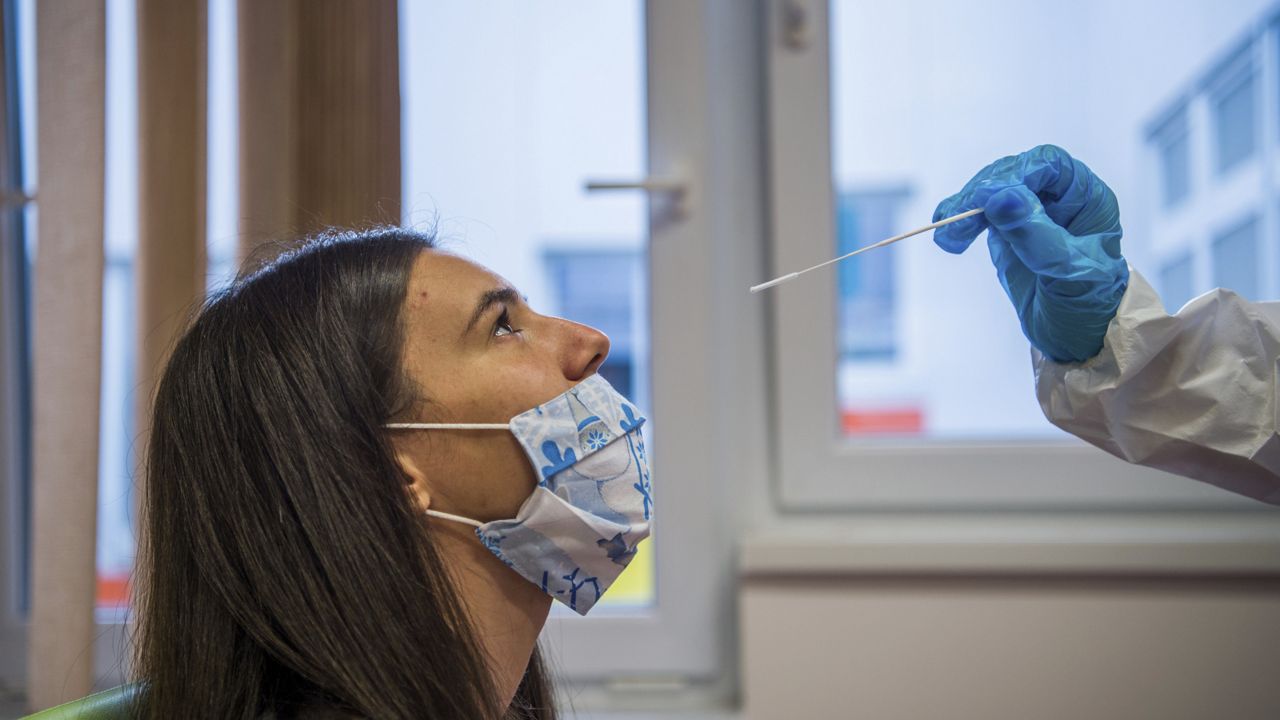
top-left (0, 184), bottom-right (27, 696)
top-left (536, 0), bottom-right (726, 691)
top-left (764, 0), bottom-right (1262, 512)
top-left (1150, 104), bottom-right (1192, 210)
top-left (0, 0), bottom-right (28, 694)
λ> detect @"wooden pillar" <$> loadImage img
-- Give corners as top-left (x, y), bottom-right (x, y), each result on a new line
top-left (135, 0), bottom-right (207, 504)
top-left (238, 0), bottom-right (400, 260)
top-left (28, 0), bottom-right (106, 709)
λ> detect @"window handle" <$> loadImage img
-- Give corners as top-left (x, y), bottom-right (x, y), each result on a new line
top-left (584, 176), bottom-right (689, 217)
top-left (0, 191), bottom-right (34, 208)
top-left (780, 0), bottom-right (810, 51)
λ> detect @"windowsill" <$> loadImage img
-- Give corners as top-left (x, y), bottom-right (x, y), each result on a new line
top-left (740, 512), bottom-right (1280, 577)
top-left (570, 707), bottom-right (742, 712)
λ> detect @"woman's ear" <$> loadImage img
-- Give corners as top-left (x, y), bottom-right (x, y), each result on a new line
top-left (395, 446), bottom-right (432, 512)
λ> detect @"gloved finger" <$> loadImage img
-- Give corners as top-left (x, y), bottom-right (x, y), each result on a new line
top-left (984, 185), bottom-right (1119, 286)
top-left (1013, 145), bottom-right (1076, 200)
top-left (932, 154), bottom-right (1023, 253)
top-left (1014, 145), bottom-right (1120, 238)
top-left (986, 228), bottom-right (1037, 323)
top-left (1059, 163), bottom-right (1122, 244)
top-left (932, 193), bottom-right (989, 254)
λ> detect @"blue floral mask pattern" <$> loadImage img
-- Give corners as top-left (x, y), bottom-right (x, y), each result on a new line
top-left (385, 373), bottom-right (652, 615)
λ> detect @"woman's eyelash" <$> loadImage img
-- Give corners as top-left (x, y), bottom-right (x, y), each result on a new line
top-left (493, 308), bottom-right (521, 337)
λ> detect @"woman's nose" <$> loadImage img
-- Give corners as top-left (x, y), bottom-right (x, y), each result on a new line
top-left (558, 318), bottom-right (610, 382)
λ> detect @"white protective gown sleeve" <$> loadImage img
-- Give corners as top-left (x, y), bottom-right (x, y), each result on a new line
top-left (1033, 268), bottom-right (1280, 505)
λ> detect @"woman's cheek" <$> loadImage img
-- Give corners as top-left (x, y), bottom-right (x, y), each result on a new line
top-left (498, 366), bottom-right (573, 416)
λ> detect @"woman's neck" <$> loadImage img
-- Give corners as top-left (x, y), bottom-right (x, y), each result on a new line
top-left (434, 521), bottom-right (553, 709)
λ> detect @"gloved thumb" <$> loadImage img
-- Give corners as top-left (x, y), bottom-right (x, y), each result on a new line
top-left (983, 184), bottom-right (1079, 280)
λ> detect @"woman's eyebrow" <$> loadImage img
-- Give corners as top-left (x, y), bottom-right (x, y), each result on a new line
top-left (462, 286), bottom-right (521, 338)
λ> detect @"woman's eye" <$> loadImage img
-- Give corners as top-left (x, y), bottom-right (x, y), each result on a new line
top-left (493, 309), bottom-right (520, 338)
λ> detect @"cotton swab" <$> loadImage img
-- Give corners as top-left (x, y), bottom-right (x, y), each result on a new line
top-left (749, 207), bottom-right (984, 294)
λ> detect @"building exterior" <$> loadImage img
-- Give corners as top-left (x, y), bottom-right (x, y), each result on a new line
top-left (1145, 10), bottom-right (1280, 310)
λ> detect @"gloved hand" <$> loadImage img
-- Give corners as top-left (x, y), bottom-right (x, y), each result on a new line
top-left (933, 145), bottom-right (1129, 363)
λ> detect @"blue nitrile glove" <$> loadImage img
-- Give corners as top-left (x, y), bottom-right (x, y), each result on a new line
top-left (933, 145), bottom-right (1129, 363)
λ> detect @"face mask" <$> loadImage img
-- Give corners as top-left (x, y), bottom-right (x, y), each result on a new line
top-left (385, 373), bottom-right (652, 615)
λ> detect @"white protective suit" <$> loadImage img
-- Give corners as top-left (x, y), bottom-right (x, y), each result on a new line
top-left (1034, 269), bottom-right (1280, 504)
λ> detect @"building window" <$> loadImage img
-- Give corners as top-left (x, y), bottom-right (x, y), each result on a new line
top-left (542, 248), bottom-right (643, 402)
top-left (835, 189), bottom-right (909, 362)
top-left (1151, 108), bottom-right (1190, 208)
top-left (1159, 251), bottom-right (1195, 313)
top-left (1213, 65), bottom-right (1257, 175)
top-left (1212, 215), bottom-right (1259, 300)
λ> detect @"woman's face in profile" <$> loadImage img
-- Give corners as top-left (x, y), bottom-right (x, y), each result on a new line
top-left (394, 250), bottom-right (611, 521)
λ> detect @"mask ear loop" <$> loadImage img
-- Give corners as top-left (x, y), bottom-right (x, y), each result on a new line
top-left (424, 509), bottom-right (484, 528)
top-left (383, 422), bottom-right (512, 529)
top-left (384, 422), bottom-right (511, 430)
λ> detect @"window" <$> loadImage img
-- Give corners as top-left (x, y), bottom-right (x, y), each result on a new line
top-left (1144, 35), bottom-right (1280, 324)
top-left (0, 0), bottom-right (31, 689)
top-left (401, 0), bottom-right (721, 684)
top-left (205, 0), bottom-right (237, 293)
top-left (95, 255), bottom-right (135, 612)
top-left (1212, 215), bottom-right (1260, 300)
top-left (543, 248), bottom-right (646, 402)
top-left (401, 2), bottom-right (652, 612)
top-left (835, 188), bottom-right (920, 434)
top-left (767, 0), bottom-right (1265, 509)
top-left (836, 189), bottom-right (905, 362)
top-left (1152, 108), bottom-right (1191, 208)
top-left (1160, 251), bottom-right (1196, 313)
top-left (1213, 63), bottom-right (1257, 175)
top-left (95, 0), bottom-right (138, 615)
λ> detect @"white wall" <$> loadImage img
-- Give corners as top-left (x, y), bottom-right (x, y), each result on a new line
top-left (739, 534), bottom-right (1280, 718)
top-left (742, 568), bottom-right (1280, 719)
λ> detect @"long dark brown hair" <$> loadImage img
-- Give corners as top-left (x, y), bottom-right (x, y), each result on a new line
top-left (132, 227), bottom-right (557, 719)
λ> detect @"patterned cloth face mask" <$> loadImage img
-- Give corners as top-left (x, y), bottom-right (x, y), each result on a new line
top-left (385, 373), bottom-right (653, 615)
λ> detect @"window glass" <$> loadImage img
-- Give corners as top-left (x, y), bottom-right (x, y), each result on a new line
top-left (1212, 216), bottom-right (1260, 299)
top-left (96, 0), bottom-right (138, 611)
top-left (837, 190), bottom-right (905, 362)
top-left (830, 0), bottom-right (1277, 442)
top-left (401, 1), bottom-right (651, 609)
top-left (1214, 68), bottom-right (1257, 174)
top-left (206, 0), bottom-right (237, 292)
top-left (543, 249), bottom-right (646, 401)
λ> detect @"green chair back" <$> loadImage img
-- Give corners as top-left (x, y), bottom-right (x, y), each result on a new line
top-left (21, 684), bottom-right (141, 720)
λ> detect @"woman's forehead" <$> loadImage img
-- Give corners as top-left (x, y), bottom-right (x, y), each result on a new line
top-left (406, 250), bottom-right (510, 324)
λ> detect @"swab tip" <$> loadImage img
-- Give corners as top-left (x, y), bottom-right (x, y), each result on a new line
top-left (749, 273), bottom-right (799, 294)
